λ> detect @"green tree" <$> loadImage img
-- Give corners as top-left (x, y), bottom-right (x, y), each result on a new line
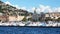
top-left (56, 17), bottom-right (60, 22)
top-left (0, 6), bottom-right (2, 13)
top-left (22, 16), bottom-right (27, 21)
top-left (45, 17), bottom-right (52, 21)
top-left (28, 17), bottom-right (32, 21)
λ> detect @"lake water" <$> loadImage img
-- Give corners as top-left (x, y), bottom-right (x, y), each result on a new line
top-left (0, 27), bottom-right (60, 34)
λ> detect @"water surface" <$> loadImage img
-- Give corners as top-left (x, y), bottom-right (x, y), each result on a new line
top-left (0, 27), bottom-right (60, 34)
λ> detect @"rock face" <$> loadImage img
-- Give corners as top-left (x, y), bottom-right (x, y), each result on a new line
top-left (0, 16), bottom-right (8, 22)
top-left (9, 16), bottom-right (25, 21)
top-left (0, 1), bottom-right (28, 22)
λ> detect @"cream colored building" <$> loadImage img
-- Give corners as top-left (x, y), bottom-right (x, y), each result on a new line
top-left (45, 12), bottom-right (60, 19)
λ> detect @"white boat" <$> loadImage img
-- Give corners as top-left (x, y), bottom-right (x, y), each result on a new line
top-left (57, 23), bottom-right (60, 26)
top-left (46, 21), bottom-right (58, 26)
top-left (0, 21), bottom-right (59, 26)
top-left (17, 22), bottom-right (25, 26)
top-left (0, 23), bottom-right (10, 26)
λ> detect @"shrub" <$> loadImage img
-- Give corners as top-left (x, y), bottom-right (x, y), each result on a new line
top-left (22, 16), bottom-right (27, 21)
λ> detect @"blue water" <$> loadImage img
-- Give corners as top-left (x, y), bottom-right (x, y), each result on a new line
top-left (0, 27), bottom-right (60, 34)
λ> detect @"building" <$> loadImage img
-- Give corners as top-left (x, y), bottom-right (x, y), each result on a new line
top-left (39, 12), bottom-right (45, 21)
top-left (45, 12), bottom-right (60, 19)
top-left (32, 8), bottom-right (39, 21)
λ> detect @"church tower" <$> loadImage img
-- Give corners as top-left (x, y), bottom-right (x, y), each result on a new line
top-left (32, 8), bottom-right (39, 22)
top-left (34, 8), bottom-right (37, 14)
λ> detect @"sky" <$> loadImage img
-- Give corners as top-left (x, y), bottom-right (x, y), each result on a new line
top-left (1, 0), bottom-right (60, 13)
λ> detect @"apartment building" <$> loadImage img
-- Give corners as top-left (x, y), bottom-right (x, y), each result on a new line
top-left (45, 12), bottom-right (60, 19)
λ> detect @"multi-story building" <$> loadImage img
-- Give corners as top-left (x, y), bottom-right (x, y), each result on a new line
top-left (45, 12), bottom-right (60, 19)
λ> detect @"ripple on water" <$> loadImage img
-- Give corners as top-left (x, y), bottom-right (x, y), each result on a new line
top-left (0, 27), bottom-right (60, 34)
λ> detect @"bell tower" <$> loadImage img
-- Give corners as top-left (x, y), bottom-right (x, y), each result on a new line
top-left (34, 8), bottom-right (37, 14)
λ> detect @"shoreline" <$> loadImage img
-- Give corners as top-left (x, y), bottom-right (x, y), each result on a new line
top-left (0, 26), bottom-right (60, 28)
top-left (0, 21), bottom-right (60, 27)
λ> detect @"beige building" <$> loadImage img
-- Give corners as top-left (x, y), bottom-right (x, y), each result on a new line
top-left (45, 12), bottom-right (60, 19)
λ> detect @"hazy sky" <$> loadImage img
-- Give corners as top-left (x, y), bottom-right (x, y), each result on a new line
top-left (1, 0), bottom-right (60, 13)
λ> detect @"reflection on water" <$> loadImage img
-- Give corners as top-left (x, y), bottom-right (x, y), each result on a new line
top-left (0, 27), bottom-right (60, 34)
